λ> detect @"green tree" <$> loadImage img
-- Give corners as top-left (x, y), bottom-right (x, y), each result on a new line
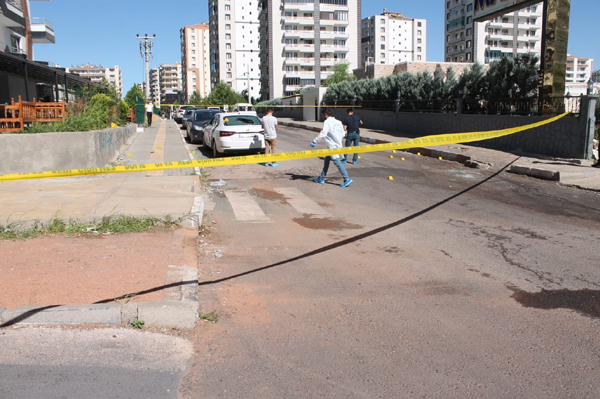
top-left (205, 81), bottom-right (246, 106)
top-left (323, 62), bottom-right (356, 87)
top-left (486, 54), bottom-right (539, 99)
top-left (593, 70), bottom-right (600, 83)
top-left (124, 84), bottom-right (145, 108)
top-left (188, 90), bottom-right (203, 106)
top-left (117, 100), bottom-right (130, 123)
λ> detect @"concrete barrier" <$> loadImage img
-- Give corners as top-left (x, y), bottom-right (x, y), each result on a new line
top-left (0, 124), bottom-right (136, 174)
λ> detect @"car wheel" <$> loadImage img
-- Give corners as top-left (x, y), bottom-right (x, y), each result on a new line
top-left (212, 140), bottom-right (220, 158)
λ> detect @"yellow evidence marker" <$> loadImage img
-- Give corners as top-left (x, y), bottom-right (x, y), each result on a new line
top-left (417, 152), bottom-right (421, 156)
top-left (127, 154), bottom-right (131, 157)
top-left (438, 156), bottom-right (443, 160)
top-left (388, 176), bottom-right (394, 180)
top-left (389, 155), bottom-right (394, 158)
top-left (358, 156), bottom-right (361, 159)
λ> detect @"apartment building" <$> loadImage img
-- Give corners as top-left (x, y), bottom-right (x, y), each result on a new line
top-left (444, 0), bottom-right (542, 64)
top-left (65, 64), bottom-right (123, 98)
top-left (0, 0), bottom-right (55, 60)
top-left (180, 23), bottom-right (211, 101)
top-left (149, 67), bottom-right (160, 104)
top-left (159, 62), bottom-right (182, 104)
top-left (361, 11), bottom-right (426, 66)
top-left (258, 0), bottom-right (361, 100)
top-left (208, 0), bottom-right (261, 100)
top-left (566, 55), bottom-right (593, 84)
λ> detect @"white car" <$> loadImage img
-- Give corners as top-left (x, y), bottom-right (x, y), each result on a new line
top-left (203, 113), bottom-right (265, 158)
top-left (232, 103), bottom-right (256, 113)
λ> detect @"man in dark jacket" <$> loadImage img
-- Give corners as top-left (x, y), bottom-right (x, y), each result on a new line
top-left (342, 108), bottom-right (363, 164)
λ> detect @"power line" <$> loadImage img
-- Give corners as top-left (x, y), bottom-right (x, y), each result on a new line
top-left (136, 33), bottom-right (156, 101)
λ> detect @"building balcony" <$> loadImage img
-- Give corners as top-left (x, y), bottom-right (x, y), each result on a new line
top-left (0, 40), bottom-right (26, 57)
top-left (283, 30), bottom-right (315, 39)
top-left (447, 35), bottom-right (466, 44)
top-left (1, 0), bottom-right (25, 26)
top-left (284, 43), bottom-right (315, 52)
top-left (321, 30), bottom-right (349, 39)
top-left (30, 18), bottom-right (55, 44)
top-left (519, 35), bottom-right (540, 42)
top-left (284, 71), bottom-right (317, 79)
top-left (282, 1), bottom-right (314, 12)
top-left (487, 21), bottom-right (513, 29)
top-left (486, 33), bottom-right (513, 41)
top-left (321, 45), bottom-right (349, 53)
top-left (518, 10), bottom-right (542, 17)
top-left (319, 19), bottom-right (349, 27)
top-left (517, 23), bottom-right (540, 30)
top-left (281, 17), bottom-right (315, 26)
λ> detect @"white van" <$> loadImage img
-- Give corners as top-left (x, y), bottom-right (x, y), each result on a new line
top-left (232, 103), bottom-right (255, 113)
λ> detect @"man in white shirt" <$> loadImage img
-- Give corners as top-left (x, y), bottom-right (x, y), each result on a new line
top-left (145, 100), bottom-right (154, 127)
top-left (262, 108), bottom-right (279, 167)
top-left (310, 108), bottom-right (353, 187)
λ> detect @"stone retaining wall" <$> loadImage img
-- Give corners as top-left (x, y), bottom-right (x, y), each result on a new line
top-left (0, 124), bottom-right (136, 174)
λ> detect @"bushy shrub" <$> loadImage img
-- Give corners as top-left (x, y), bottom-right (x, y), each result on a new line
top-left (118, 100), bottom-right (130, 123)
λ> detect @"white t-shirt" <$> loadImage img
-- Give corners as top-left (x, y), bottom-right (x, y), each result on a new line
top-left (145, 103), bottom-right (153, 113)
top-left (262, 114), bottom-right (278, 140)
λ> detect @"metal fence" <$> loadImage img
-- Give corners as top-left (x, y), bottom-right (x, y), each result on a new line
top-left (323, 95), bottom-right (581, 117)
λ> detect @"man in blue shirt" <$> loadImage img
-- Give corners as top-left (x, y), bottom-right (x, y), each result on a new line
top-left (341, 108), bottom-right (363, 164)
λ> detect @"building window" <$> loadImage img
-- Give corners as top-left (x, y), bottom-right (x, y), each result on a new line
top-left (381, 36), bottom-right (385, 41)
top-left (381, 44), bottom-right (385, 49)
top-left (380, 27), bottom-right (385, 33)
top-left (225, 4), bottom-right (230, 10)
top-left (417, 55), bottom-right (422, 60)
top-left (226, 53), bottom-right (231, 59)
top-left (417, 30), bottom-right (422, 36)
top-left (417, 38), bottom-right (422, 43)
top-left (226, 43), bottom-right (231, 49)
top-left (226, 24), bottom-right (231, 30)
top-left (417, 22), bottom-right (422, 27)
top-left (225, 14), bottom-right (231, 20)
top-left (466, 16), bottom-right (472, 24)
top-left (417, 47), bottom-right (421, 52)
top-left (225, 34), bottom-right (231, 40)
top-left (467, 28), bottom-right (472, 36)
top-left (466, 40), bottom-right (471, 48)
top-left (227, 72), bottom-right (232, 78)
top-left (467, 3), bottom-right (473, 12)
top-left (226, 62), bottom-right (232, 69)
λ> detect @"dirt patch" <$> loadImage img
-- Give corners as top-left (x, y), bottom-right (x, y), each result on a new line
top-left (249, 188), bottom-right (288, 204)
top-left (292, 216), bottom-right (362, 231)
top-left (0, 230), bottom-right (191, 308)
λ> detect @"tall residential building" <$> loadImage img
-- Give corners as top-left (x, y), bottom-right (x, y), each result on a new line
top-left (361, 11), bottom-right (426, 66)
top-left (159, 62), bottom-right (182, 104)
top-left (258, 0), bottom-right (361, 100)
top-left (65, 64), bottom-right (123, 97)
top-left (208, 0), bottom-right (261, 101)
top-left (180, 23), bottom-right (211, 101)
top-left (149, 67), bottom-right (160, 103)
top-left (0, 0), bottom-right (55, 60)
top-left (444, 0), bottom-right (542, 64)
top-left (566, 55), bottom-right (593, 84)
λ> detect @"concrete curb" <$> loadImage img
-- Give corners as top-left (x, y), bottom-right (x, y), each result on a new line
top-left (280, 121), bottom-right (598, 182)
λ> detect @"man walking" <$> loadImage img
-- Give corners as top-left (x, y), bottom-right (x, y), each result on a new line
top-left (262, 108), bottom-right (279, 167)
top-left (342, 108), bottom-right (363, 164)
top-left (145, 100), bottom-right (154, 127)
top-left (310, 108), bottom-right (353, 188)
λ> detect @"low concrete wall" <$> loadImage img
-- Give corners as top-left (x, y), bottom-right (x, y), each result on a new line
top-left (325, 106), bottom-right (593, 160)
top-left (0, 124), bottom-right (136, 174)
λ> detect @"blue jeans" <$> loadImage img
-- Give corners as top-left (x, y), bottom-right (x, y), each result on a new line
top-left (343, 132), bottom-right (360, 162)
top-left (321, 156), bottom-right (349, 181)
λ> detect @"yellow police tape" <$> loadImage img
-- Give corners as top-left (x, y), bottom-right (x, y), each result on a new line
top-left (0, 113), bottom-right (568, 182)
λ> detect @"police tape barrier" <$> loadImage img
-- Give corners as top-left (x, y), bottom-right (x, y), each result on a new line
top-left (0, 113), bottom-right (568, 182)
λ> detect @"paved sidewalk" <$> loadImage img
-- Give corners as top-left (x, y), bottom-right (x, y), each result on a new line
top-left (278, 118), bottom-right (600, 192)
top-left (0, 120), bottom-right (203, 329)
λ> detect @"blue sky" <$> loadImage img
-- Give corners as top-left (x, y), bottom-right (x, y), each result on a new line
top-left (31, 0), bottom-right (599, 97)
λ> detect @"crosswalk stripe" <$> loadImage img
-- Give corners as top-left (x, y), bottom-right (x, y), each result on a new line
top-left (274, 187), bottom-right (332, 218)
top-left (224, 191), bottom-right (271, 222)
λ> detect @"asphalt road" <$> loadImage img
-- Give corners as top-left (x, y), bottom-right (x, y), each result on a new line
top-left (182, 123), bottom-right (600, 398)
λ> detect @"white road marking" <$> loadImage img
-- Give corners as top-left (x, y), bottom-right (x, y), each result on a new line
top-left (274, 187), bottom-right (332, 218)
top-left (224, 191), bottom-right (271, 222)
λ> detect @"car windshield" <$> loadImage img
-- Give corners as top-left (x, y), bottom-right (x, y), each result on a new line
top-left (194, 112), bottom-right (214, 122)
top-left (184, 110), bottom-right (194, 116)
top-left (222, 115), bottom-right (261, 126)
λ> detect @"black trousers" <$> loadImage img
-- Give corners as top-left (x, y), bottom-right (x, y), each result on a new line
top-left (147, 112), bottom-right (153, 126)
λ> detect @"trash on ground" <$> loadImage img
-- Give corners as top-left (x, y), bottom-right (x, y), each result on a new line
top-left (210, 179), bottom-right (227, 187)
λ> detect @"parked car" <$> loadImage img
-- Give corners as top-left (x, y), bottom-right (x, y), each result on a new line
top-left (175, 106), bottom-right (194, 123)
top-left (180, 108), bottom-right (198, 130)
top-left (232, 103), bottom-right (256, 113)
top-left (203, 112), bottom-right (265, 158)
top-left (186, 109), bottom-right (220, 144)
top-left (207, 107), bottom-right (221, 111)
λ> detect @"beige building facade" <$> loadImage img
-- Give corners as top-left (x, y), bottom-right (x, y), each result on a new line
top-left (180, 23), bottom-right (211, 101)
top-left (65, 64), bottom-right (123, 98)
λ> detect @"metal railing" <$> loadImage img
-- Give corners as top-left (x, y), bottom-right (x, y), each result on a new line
top-left (29, 17), bottom-right (54, 31)
top-left (6, 0), bottom-right (22, 10)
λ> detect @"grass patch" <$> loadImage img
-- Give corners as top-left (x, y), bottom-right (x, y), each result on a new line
top-left (130, 319), bottom-right (145, 329)
top-left (0, 215), bottom-right (181, 240)
top-left (199, 309), bottom-right (219, 323)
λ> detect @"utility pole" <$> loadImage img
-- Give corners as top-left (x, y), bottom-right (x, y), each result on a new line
top-left (247, 64), bottom-right (250, 103)
top-left (137, 33), bottom-right (156, 101)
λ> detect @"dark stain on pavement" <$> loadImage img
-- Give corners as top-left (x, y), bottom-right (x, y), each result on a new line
top-left (249, 188), bottom-right (288, 204)
top-left (293, 216), bottom-right (362, 231)
top-left (510, 287), bottom-right (600, 319)
top-left (381, 246), bottom-right (403, 254)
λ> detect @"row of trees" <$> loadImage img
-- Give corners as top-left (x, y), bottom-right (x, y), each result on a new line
top-left (323, 54), bottom-right (540, 104)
